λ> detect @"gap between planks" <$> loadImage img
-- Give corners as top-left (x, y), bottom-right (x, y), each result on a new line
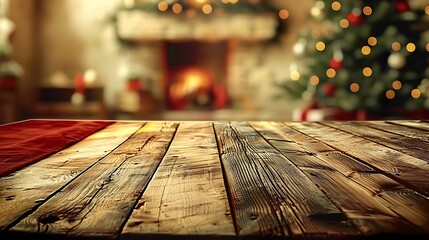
top-left (122, 122), bottom-right (235, 239)
top-left (0, 122), bottom-right (144, 231)
top-left (250, 122), bottom-right (429, 234)
top-left (10, 122), bottom-right (178, 238)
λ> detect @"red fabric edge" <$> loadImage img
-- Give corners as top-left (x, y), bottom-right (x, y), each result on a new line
top-left (0, 120), bottom-right (114, 177)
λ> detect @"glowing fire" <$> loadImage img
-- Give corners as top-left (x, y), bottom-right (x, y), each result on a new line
top-left (168, 68), bottom-right (214, 109)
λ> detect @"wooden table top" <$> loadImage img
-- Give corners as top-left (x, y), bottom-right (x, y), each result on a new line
top-left (1, 120), bottom-right (429, 239)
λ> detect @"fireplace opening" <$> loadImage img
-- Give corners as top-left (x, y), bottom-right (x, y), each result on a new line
top-left (163, 40), bottom-right (229, 111)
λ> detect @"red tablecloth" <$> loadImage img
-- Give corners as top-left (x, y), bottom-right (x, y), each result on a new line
top-left (0, 120), bottom-right (113, 177)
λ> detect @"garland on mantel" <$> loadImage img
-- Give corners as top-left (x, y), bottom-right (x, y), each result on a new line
top-left (118, 0), bottom-right (279, 15)
top-left (108, 0), bottom-right (283, 47)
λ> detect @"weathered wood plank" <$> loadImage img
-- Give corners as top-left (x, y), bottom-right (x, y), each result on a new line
top-left (0, 122), bottom-right (143, 230)
top-left (286, 122), bottom-right (429, 197)
top-left (388, 120), bottom-right (429, 132)
top-left (10, 122), bottom-right (178, 238)
top-left (122, 122), bottom-right (235, 239)
top-left (214, 122), bottom-right (358, 238)
top-left (322, 121), bottom-right (429, 163)
top-left (349, 172), bottom-right (429, 231)
top-left (302, 169), bottom-right (424, 234)
top-left (251, 122), bottom-right (429, 234)
top-left (362, 121), bottom-right (429, 143)
top-left (250, 122), bottom-right (373, 176)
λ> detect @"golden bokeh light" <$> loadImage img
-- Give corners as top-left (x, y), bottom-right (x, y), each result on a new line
top-left (425, 6), bottom-right (429, 15)
top-left (361, 46), bottom-right (371, 55)
top-left (158, 1), bottom-right (168, 11)
top-left (310, 76), bottom-right (320, 86)
top-left (290, 71), bottom-right (300, 81)
top-left (202, 4), bottom-right (213, 14)
top-left (427, 43), bottom-right (429, 52)
top-left (368, 37), bottom-right (377, 46)
top-left (326, 68), bottom-right (336, 78)
top-left (406, 43), bottom-right (416, 52)
top-left (339, 19), bottom-right (349, 28)
top-left (392, 80), bottom-right (402, 90)
top-left (332, 2), bottom-right (341, 11)
top-left (363, 6), bottom-right (372, 15)
top-left (172, 3), bottom-right (182, 14)
top-left (363, 67), bottom-right (373, 77)
top-left (411, 89), bottom-right (421, 99)
top-left (350, 83), bottom-right (360, 93)
top-left (230, 0), bottom-right (238, 4)
top-left (392, 42), bottom-right (401, 51)
top-left (386, 90), bottom-right (395, 99)
top-left (279, 9), bottom-right (289, 19)
top-left (316, 41), bottom-right (326, 51)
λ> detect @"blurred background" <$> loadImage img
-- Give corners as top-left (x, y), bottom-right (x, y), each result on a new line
top-left (0, 0), bottom-right (428, 124)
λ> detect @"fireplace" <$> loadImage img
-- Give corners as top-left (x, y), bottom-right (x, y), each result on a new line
top-left (163, 40), bottom-right (230, 110)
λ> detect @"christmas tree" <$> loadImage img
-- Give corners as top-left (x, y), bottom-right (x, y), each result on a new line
top-left (283, 0), bottom-right (429, 119)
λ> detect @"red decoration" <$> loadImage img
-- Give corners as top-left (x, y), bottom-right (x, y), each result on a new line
top-left (74, 74), bottom-right (85, 94)
top-left (299, 102), bottom-right (319, 121)
top-left (127, 79), bottom-right (142, 91)
top-left (212, 85), bottom-right (228, 109)
top-left (395, 0), bottom-right (410, 13)
top-left (0, 77), bottom-right (17, 89)
top-left (347, 12), bottom-right (363, 25)
top-left (329, 58), bottom-right (344, 70)
top-left (323, 83), bottom-right (337, 97)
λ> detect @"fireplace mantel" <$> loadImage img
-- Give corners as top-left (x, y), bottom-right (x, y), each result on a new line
top-left (116, 10), bottom-right (278, 41)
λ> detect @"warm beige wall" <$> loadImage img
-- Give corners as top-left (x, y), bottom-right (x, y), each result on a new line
top-left (37, 0), bottom-right (127, 107)
top-left (9, 0), bottom-right (35, 116)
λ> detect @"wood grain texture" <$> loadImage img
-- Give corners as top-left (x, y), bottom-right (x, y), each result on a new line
top-left (286, 122), bottom-right (429, 197)
top-left (214, 122), bottom-right (358, 238)
top-left (388, 120), bottom-right (429, 132)
top-left (251, 122), bottom-right (428, 234)
top-left (0, 122), bottom-right (143, 230)
top-left (250, 122), bottom-right (373, 176)
top-left (362, 121), bottom-right (429, 143)
top-left (1, 120), bottom-right (429, 239)
top-left (323, 121), bottom-right (429, 163)
top-left (122, 122), bottom-right (235, 238)
top-left (302, 169), bottom-right (423, 234)
top-left (10, 122), bottom-right (178, 238)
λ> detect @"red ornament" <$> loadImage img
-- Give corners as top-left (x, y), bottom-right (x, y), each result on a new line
top-left (347, 12), bottom-right (363, 25)
top-left (127, 79), bottom-right (142, 91)
top-left (323, 83), bottom-right (337, 97)
top-left (329, 58), bottom-right (344, 70)
top-left (74, 74), bottom-right (85, 94)
top-left (395, 0), bottom-right (410, 13)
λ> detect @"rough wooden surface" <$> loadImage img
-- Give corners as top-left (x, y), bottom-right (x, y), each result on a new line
top-left (214, 122), bottom-right (358, 238)
top-left (1, 120), bottom-right (429, 239)
top-left (123, 122), bottom-right (235, 238)
top-left (0, 122), bottom-right (143, 230)
top-left (11, 122), bottom-right (177, 238)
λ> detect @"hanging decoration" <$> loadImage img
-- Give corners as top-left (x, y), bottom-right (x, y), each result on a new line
top-left (347, 8), bottom-right (364, 25)
top-left (395, 0), bottom-right (410, 13)
top-left (112, 0), bottom-right (281, 43)
top-left (329, 44), bottom-right (344, 70)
